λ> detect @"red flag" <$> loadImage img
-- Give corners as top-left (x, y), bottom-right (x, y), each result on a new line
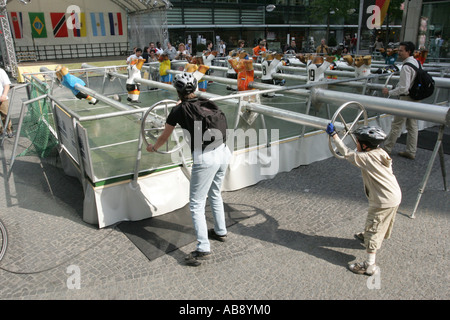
top-left (50, 12), bottom-right (68, 38)
top-left (9, 12), bottom-right (23, 39)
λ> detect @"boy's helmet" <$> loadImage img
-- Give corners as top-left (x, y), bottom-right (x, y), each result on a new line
top-left (172, 72), bottom-right (197, 95)
top-left (353, 126), bottom-right (387, 148)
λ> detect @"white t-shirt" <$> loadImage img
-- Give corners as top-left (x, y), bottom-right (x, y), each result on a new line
top-left (219, 43), bottom-right (226, 55)
top-left (0, 68), bottom-right (12, 98)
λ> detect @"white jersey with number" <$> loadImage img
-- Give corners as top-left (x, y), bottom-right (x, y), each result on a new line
top-left (306, 61), bottom-right (331, 84)
top-left (261, 58), bottom-right (282, 82)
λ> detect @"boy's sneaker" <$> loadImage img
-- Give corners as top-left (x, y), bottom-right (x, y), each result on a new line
top-left (348, 261), bottom-right (379, 276)
top-left (185, 250), bottom-right (211, 267)
top-left (208, 228), bottom-right (227, 242)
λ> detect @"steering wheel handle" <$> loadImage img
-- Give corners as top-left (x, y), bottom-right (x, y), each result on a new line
top-left (328, 101), bottom-right (368, 159)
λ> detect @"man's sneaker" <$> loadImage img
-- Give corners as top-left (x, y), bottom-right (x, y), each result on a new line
top-left (348, 261), bottom-right (379, 275)
top-left (185, 250), bottom-right (211, 267)
top-left (208, 228), bottom-right (227, 242)
top-left (398, 151), bottom-right (415, 160)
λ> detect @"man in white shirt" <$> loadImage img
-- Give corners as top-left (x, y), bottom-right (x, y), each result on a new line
top-left (0, 68), bottom-right (13, 138)
top-left (382, 41), bottom-right (419, 160)
top-left (127, 48), bottom-right (143, 64)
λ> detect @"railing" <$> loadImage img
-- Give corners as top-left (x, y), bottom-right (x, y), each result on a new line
top-left (15, 42), bottom-right (130, 61)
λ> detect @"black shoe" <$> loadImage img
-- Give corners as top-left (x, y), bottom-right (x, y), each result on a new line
top-left (208, 228), bottom-right (227, 242)
top-left (185, 250), bottom-right (211, 266)
top-left (398, 151), bottom-right (415, 160)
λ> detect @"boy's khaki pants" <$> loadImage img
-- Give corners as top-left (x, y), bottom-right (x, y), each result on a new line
top-left (364, 205), bottom-right (399, 253)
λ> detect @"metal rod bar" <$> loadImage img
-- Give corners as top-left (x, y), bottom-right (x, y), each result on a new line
top-left (245, 102), bottom-right (345, 131)
top-left (312, 88), bottom-right (450, 125)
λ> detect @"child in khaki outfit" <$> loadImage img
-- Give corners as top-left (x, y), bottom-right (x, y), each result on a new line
top-left (327, 124), bottom-right (402, 275)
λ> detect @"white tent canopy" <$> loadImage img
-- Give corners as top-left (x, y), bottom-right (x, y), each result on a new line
top-left (5, 0), bottom-right (172, 13)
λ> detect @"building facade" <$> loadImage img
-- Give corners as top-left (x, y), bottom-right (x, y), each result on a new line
top-left (165, 0), bottom-right (403, 54)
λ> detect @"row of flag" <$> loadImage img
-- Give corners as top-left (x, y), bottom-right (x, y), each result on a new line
top-left (8, 11), bottom-right (123, 39)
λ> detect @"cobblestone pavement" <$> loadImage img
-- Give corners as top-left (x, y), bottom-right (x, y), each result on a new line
top-left (0, 87), bottom-right (448, 304)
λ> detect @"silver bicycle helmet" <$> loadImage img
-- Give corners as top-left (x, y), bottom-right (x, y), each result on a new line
top-left (172, 72), bottom-right (198, 95)
top-left (353, 126), bottom-right (387, 149)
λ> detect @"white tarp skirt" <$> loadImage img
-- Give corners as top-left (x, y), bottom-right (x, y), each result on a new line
top-left (60, 115), bottom-right (438, 228)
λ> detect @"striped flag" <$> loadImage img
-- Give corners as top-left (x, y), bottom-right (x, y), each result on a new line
top-left (90, 12), bottom-right (106, 37)
top-left (50, 12), bottom-right (68, 38)
top-left (108, 12), bottom-right (123, 36)
top-left (29, 12), bottom-right (47, 38)
top-left (69, 11), bottom-right (86, 37)
top-left (9, 12), bottom-right (23, 39)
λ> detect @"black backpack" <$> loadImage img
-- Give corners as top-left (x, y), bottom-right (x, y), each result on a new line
top-left (403, 61), bottom-right (435, 100)
top-left (190, 99), bottom-right (228, 149)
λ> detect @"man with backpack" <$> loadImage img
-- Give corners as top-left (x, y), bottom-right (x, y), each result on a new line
top-left (382, 41), bottom-right (421, 160)
top-left (146, 72), bottom-right (232, 266)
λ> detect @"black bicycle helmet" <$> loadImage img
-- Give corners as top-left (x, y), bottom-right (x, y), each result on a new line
top-left (172, 72), bottom-right (197, 95)
top-left (353, 126), bottom-right (387, 149)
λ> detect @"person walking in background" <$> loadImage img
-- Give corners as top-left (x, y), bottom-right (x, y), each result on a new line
top-left (382, 41), bottom-right (420, 160)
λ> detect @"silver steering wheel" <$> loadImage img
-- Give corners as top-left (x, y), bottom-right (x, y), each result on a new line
top-left (141, 99), bottom-right (186, 154)
top-left (328, 101), bottom-right (368, 159)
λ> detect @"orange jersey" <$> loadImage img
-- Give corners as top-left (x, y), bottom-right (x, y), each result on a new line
top-left (253, 46), bottom-right (266, 57)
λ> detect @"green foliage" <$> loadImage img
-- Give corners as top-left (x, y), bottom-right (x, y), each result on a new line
top-left (196, 43), bottom-right (206, 53)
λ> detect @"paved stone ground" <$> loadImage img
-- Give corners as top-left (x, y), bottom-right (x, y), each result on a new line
top-left (0, 82), bottom-right (449, 305)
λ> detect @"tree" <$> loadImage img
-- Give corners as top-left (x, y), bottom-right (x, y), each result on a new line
top-left (308, 0), bottom-right (359, 43)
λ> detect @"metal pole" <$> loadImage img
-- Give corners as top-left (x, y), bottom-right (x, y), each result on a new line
top-left (410, 125), bottom-right (447, 219)
top-left (1, 83), bottom-right (30, 144)
top-left (8, 94), bottom-right (48, 172)
top-left (356, 0), bottom-right (364, 55)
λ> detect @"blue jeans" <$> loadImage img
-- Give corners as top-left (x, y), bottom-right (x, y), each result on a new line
top-left (190, 144), bottom-right (232, 252)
